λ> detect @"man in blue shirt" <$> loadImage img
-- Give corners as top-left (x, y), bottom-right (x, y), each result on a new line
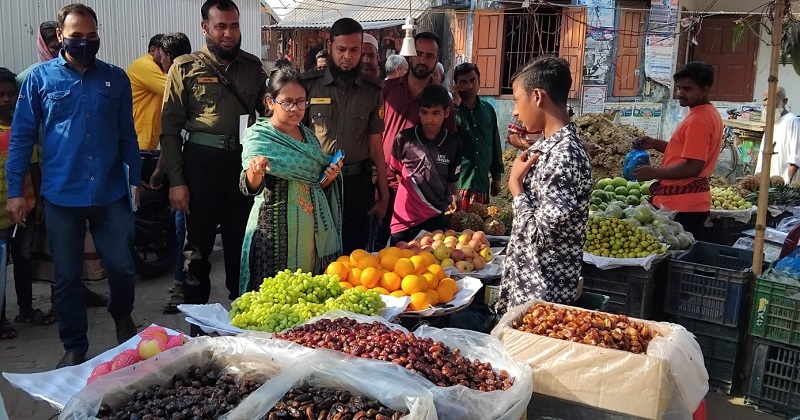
top-left (7, 3), bottom-right (141, 368)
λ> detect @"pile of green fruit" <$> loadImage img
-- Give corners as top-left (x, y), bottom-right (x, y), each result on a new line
top-left (229, 269), bottom-right (385, 333)
top-left (590, 177), bottom-right (653, 211)
top-left (609, 204), bottom-right (694, 250)
top-left (584, 215), bottom-right (668, 258)
top-left (711, 187), bottom-right (752, 210)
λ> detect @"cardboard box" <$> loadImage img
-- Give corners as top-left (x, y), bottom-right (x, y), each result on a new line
top-left (493, 301), bottom-right (705, 420)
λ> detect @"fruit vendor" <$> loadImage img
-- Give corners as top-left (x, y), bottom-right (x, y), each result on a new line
top-left (754, 86), bottom-right (800, 184)
top-left (495, 57), bottom-right (592, 315)
top-left (632, 61), bottom-right (722, 237)
top-left (450, 62), bottom-right (504, 210)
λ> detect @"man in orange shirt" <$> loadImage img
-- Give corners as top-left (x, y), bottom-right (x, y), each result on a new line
top-left (128, 34), bottom-right (166, 150)
top-left (633, 61), bottom-right (722, 237)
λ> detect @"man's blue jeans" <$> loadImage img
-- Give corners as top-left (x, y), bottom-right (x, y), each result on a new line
top-left (174, 210), bottom-right (186, 284)
top-left (43, 196), bottom-right (135, 354)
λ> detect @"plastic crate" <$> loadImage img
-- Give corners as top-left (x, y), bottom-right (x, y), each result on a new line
top-left (524, 392), bottom-right (641, 420)
top-left (749, 274), bottom-right (800, 347)
top-left (767, 211), bottom-right (793, 229)
top-left (705, 215), bottom-right (755, 246)
top-left (580, 263), bottom-right (657, 319)
top-left (665, 242), bottom-right (752, 326)
top-left (574, 292), bottom-right (610, 312)
top-left (670, 316), bottom-right (742, 394)
top-left (745, 340), bottom-right (800, 418)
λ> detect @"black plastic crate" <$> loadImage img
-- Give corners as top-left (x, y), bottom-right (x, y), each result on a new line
top-left (525, 392), bottom-right (643, 420)
top-left (670, 316), bottom-right (742, 394)
top-left (705, 215), bottom-right (756, 246)
top-left (581, 263), bottom-right (657, 319)
top-left (767, 211), bottom-right (793, 229)
top-left (745, 340), bottom-right (800, 418)
top-left (665, 242), bottom-right (752, 326)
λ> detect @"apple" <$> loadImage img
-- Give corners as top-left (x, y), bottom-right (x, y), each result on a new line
top-left (137, 338), bottom-right (166, 360)
top-left (468, 238), bottom-right (481, 249)
top-left (472, 256), bottom-right (486, 270)
top-left (450, 249), bottom-right (466, 262)
top-left (433, 245), bottom-right (451, 261)
top-left (432, 229), bottom-right (443, 235)
top-left (460, 245), bottom-right (475, 258)
top-left (419, 236), bottom-right (433, 247)
top-left (397, 241), bottom-right (409, 250)
top-left (455, 260), bottom-right (474, 273)
top-left (444, 229), bottom-right (456, 237)
top-left (443, 237), bottom-right (458, 248)
top-left (480, 247), bottom-right (494, 262)
top-left (422, 246), bottom-right (434, 253)
top-left (408, 240), bottom-right (419, 247)
top-left (433, 233), bottom-right (445, 241)
top-left (432, 239), bottom-right (443, 248)
top-left (458, 234), bottom-right (471, 244)
top-left (440, 258), bottom-right (455, 268)
top-left (473, 241), bottom-right (486, 252)
top-left (409, 244), bottom-right (422, 254)
top-left (473, 231), bottom-right (486, 242)
top-left (462, 229), bottom-right (474, 236)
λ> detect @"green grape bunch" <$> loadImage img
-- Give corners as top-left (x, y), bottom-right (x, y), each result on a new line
top-left (229, 269), bottom-right (386, 332)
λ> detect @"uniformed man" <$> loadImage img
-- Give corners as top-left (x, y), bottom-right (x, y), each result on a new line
top-left (304, 18), bottom-right (389, 254)
top-left (160, 0), bottom-right (267, 331)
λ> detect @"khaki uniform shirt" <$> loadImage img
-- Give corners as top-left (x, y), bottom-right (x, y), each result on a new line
top-left (160, 45), bottom-right (267, 186)
top-left (302, 68), bottom-right (384, 165)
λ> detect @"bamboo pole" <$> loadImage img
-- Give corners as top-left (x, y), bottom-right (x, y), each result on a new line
top-left (753, 0), bottom-right (786, 275)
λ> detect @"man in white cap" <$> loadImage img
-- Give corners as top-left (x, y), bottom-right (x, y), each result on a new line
top-left (361, 33), bottom-right (381, 79)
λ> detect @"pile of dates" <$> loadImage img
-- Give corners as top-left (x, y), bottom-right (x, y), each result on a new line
top-left (97, 365), bottom-right (263, 419)
top-left (274, 318), bottom-right (514, 391)
top-left (513, 303), bottom-right (658, 354)
top-left (263, 385), bottom-right (406, 420)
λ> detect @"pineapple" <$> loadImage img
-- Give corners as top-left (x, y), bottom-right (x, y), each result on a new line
top-left (737, 174), bottom-right (760, 194)
top-left (465, 202), bottom-right (488, 219)
top-left (484, 218), bottom-right (506, 236)
top-left (462, 212), bottom-right (484, 232)
top-left (448, 211), bottom-right (468, 231)
top-left (771, 176), bottom-right (786, 188)
top-left (486, 205), bottom-right (501, 218)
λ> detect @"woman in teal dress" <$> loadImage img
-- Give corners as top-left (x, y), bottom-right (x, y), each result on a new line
top-left (239, 64), bottom-right (343, 293)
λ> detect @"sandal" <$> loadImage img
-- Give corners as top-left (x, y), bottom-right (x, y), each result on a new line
top-left (163, 288), bottom-right (184, 314)
top-left (15, 308), bottom-right (58, 326)
top-left (0, 319), bottom-right (17, 339)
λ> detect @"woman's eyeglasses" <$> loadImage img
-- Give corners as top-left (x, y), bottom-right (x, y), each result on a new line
top-left (272, 98), bottom-right (309, 111)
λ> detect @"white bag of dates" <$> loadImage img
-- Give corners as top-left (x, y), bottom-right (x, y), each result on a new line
top-left (60, 336), bottom-right (296, 420)
top-left (243, 350), bottom-right (438, 419)
top-left (264, 309), bottom-right (533, 420)
top-left (491, 300), bottom-right (708, 420)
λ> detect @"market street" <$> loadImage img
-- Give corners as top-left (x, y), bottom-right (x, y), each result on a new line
top-left (0, 238), bottom-right (780, 419)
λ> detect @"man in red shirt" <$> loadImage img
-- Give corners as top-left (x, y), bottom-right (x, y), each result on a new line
top-left (378, 32), bottom-right (456, 246)
top-left (633, 61), bottom-right (722, 237)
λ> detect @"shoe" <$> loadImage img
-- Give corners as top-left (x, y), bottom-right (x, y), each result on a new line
top-left (83, 285), bottom-right (109, 307)
top-left (114, 315), bottom-right (138, 344)
top-left (189, 323), bottom-right (208, 337)
top-left (56, 351), bottom-right (86, 369)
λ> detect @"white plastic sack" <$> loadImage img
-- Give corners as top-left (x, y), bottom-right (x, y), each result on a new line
top-left (266, 309), bottom-right (533, 420)
top-left (491, 299), bottom-right (708, 420)
top-left (583, 250), bottom-right (668, 270)
top-left (241, 349), bottom-right (438, 419)
top-left (3, 325), bottom-right (184, 410)
top-left (59, 336), bottom-right (298, 419)
top-left (708, 206), bottom-right (756, 223)
top-left (445, 255), bottom-right (505, 279)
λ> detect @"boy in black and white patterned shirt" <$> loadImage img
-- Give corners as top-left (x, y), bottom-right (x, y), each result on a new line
top-left (494, 57), bottom-right (592, 316)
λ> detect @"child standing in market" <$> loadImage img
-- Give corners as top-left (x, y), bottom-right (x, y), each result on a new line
top-left (0, 68), bottom-right (45, 340)
top-left (388, 85), bottom-right (462, 244)
top-left (495, 57), bottom-right (592, 316)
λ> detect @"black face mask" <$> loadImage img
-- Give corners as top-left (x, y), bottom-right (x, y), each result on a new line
top-left (62, 37), bottom-right (100, 65)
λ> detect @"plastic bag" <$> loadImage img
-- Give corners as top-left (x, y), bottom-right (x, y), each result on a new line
top-left (776, 215), bottom-right (800, 232)
top-left (623, 148), bottom-right (651, 181)
top-left (774, 247), bottom-right (800, 278)
top-left (491, 299), bottom-right (708, 420)
top-left (262, 309), bottom-right (533, 420)
top-left (241, 349), bottom-right (438, 419)
top-left (60, 336), bottom-right (296, 419)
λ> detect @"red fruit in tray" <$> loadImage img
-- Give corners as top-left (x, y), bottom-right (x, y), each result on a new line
top-left (139, 325), bottom-right (169, 342)
top-left (86, 361), bottom-right (113, 384)
top-left (165, 333), bottom-right (187, 350)
top-left (110, 349), bottom-right (142, 371)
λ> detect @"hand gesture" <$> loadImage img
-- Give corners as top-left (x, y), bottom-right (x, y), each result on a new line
top-left (6, 197), bottom-right (28, 227)
top-left (451, 85), bottom-right (462, 107)
top-left (248, 156), bottom-right (271, 174)
top-left (635, 136), bottom-right (658, 151)
top-left (509, 151), bottom-right (540, 197)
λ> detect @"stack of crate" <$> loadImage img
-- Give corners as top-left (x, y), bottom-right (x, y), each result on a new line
top-left (745, 270), bottom-right (800, 417)
top-left (664, 242), bottom-right (753, 393)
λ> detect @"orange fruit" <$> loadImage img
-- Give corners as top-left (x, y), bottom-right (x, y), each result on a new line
top-left (349, 249), bottom-right (370, 266)
top-left (394, 258), bottom-right (415, 278)
top-left (379, 272), bottom-right (402, 292)
top-left (435, 284), bottom-right (455, 303)
top-left (422, 272), bottom-right (439, 290)
top-left (401, 274), bottom-right (427, 295)
top-left (336, 255), bottom-right (351, 263)
top-left (356, 255), bottom-right (380, 270)
top-left (409, 255), bottom-right (427, 274)
top-left (372, 287), bottom-right (390, 295)
top-left (390, 290), bottom-right (408, 298)
top-left (425, 289), bottom-right (440, 305)
top-left (339, 281), bottom-right (353, 289)
top-left (438, 277), bottom-right (457, 293)
top-left (386, 247), bottom-right (403, 257)
top-left (325, 262), bottom-right (349, 282)
top-left (401, 249), bottom-right (415, 258)
top-left (418, 251), bottom-right (436, 266)
top-left (360, 267), bottom-right (381, 289)
top-left (378, 247), bottom-right (390, 260)
top-left (380, 254), bottom-right (400, 271)
top-left (354, 285), bottom-right (368, 292)
top-left (409, 292), bottom-right (430, 311)
top-left (348, 267), bottom-right (363, 287)
top-left (427, 264), bottom-right (446, 281)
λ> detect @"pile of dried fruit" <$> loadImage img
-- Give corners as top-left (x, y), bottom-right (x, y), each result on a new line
top-left (274, 318), bottom-right (515, 392)
top-left (575, 113), bottom-right (663, 184)
top-left (513, 303), bottom-right (659, 354)
top-left (263, 385), bottom-right (406, 420)
top-left (96, 365), bottom-right (264, 419)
